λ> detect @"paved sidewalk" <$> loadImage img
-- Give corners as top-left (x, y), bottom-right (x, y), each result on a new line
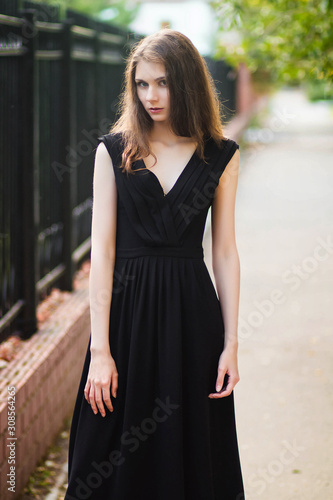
top-left (221, 88), bottom-right (333, 500)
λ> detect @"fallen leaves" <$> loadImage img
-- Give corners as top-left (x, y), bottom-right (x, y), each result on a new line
top-left (0, 260), bottom-right (90, 364)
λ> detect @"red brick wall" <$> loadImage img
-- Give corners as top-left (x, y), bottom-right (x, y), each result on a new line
top-left (0, 288), bottom-right (90, 500)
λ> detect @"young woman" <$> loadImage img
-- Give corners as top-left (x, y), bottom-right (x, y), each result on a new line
top-left (65, 29), bottom-right (245, 500)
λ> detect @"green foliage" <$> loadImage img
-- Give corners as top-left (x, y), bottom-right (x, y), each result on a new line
top-left (31, 0), bottom-right (138, 27)
top-left (97, 1), bottom-right (139, 27)
top-left (66, 0), bottom-right (110, 16)
top-left (210, 0), bottom-right (333, 93)
top-left (304, 79), bottom-right (333, 100)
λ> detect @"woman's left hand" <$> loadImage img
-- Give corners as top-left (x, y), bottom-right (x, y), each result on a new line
top-left (208, 344), bottom-right (240, 398)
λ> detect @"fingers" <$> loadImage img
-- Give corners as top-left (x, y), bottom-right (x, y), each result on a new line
top-left (216, 366), bottom-right (227, 392)
top-left (89, 386), bottom-right (100, 415)
top-left (84, 379), bottom-right (98, 413)
top-left (101, 383), bottom-right (114, 415)
top-left (95, 385), bottom-right (107, 416)
top-left (84, 375), bottom-right (118, 416)
top-left (84, 380), bottom-right (91, 404)
top-left (208, 373), bottom-right (240, 399)
top-left (111, 371), bottom-right (118, 399)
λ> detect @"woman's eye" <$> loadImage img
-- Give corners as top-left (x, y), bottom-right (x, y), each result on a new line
top-left (136, 80), bottom-right (167, 88)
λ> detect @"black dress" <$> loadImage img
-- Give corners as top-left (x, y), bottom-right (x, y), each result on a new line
top-left (64, 133), bottom-right (245, 500)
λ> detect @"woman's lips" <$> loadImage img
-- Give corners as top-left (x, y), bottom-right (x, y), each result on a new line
top-left (149, 108), bottom-right (163, 113)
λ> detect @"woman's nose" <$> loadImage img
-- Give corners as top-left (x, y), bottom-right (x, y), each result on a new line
top-left (146, 85), bottom-right (157, 102)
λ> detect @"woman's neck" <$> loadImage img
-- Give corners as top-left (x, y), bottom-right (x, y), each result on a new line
top-left (148, 122), bottom-right (192, 146)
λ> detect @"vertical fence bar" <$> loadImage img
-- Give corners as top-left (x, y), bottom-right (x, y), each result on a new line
top-left (60, 18), bottom-right (74, 291)
top-left (20, 9), bottom-right (38, 338)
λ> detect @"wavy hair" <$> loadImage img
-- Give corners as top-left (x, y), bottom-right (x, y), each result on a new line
top-left (110, 29), bottom-right (227, 174)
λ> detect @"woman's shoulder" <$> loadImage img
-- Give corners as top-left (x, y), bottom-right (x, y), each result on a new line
top-left (204, 135), bottom-right (239, 158)
top-left (97, 132), bottom-right (125, 168)
top-left (98, 131), bottom-right (124, 149)
top-left (212, 135), bottom-right (239, 150)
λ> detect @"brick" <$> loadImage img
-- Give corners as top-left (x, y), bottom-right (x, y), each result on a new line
top-left (0, 433), bottom-right (6, 465)
top-left (30, 443), bottom-right (39, 470)
top-left (2, 446), bottom-right (9, 473)
top-left (26, 396), bottom-right (35, 423)
top-left (26, 369), bottom-right (39, 397)
top-left (0, 405), bottom-right (8, 435)
top-left (24, 425), bottom-right (34, 453)
top-left (15, 385), bottom-right (26, 411)
top-left (15, 411), bottom-right (23, 440)
top-left (21, 405), bottom-right (28, 435)
top-left (17, 435), bottom-right (27, 468)
top-left (23, 397), bottom-right (32, 424)
top-left (33, 392), bottom-right (41, 421)
top-left (0, 462), bottom-right (7, 500)
top-left (22, 368), bottom-right (36, 399)
top-left (29, 419), bottom-right (37, 448)
top-left (42, 365), bottom-right (51, 391)
top-left (22, 375), bottom-right (31, 401)
top-left (33, 389), bottom-right (42, 418)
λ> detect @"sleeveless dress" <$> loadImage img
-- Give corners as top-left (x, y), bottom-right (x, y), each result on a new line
top-left (64, 132), bottom-right (245, 500)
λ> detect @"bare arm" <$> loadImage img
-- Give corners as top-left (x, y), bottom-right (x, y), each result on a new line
top-left (208, 148), bottom-right (241, 399)
top-left (84, 142), bottom-right (118, 416)
top-left (89, 142), bottom-right (117, 352)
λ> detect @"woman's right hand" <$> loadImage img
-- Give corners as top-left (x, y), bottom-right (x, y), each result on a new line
top-left (84, 350), bottom-right (118, 417)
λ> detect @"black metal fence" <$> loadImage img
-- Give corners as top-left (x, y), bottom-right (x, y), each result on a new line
top-left (0, 0), bottom-right (237, 342)
top-left (0, 1), bottom-right (138, 340)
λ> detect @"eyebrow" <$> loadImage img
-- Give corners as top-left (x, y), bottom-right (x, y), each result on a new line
top-left (134, 76), bottom-right (166, 82)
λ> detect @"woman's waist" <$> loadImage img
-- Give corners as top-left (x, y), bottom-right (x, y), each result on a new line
top-left (115, 245), bottom-right (204, 259)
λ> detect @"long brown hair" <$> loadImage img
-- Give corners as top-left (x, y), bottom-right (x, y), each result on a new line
top-left (110, 29), bottom-right (227, 174)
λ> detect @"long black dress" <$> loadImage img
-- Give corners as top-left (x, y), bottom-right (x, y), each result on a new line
top-left (64, 132), bottom-right (245, 500)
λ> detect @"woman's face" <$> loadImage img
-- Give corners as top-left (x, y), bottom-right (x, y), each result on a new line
top-left (135, 60), bottom-right (170, 124)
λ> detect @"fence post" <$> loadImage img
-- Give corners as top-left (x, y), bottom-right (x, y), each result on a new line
top-left (60, 18), bottom-right (74, 291)
top-left (94, 27), bottom-right (101, 124)
top-left (20, 9), bottom-right (38, 338)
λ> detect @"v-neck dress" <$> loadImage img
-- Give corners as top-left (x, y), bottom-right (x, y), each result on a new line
top-left (64, 132), bottom-right (245, 500)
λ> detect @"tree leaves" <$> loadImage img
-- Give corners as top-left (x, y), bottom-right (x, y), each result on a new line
top-left (211, 0), bottom-right (333, 90)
